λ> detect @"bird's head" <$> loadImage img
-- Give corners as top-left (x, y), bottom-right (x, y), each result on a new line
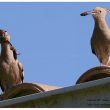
top-left (80, 7), bottom-right (110, 20)
top-left (0, 29), bottom-right (10, 43)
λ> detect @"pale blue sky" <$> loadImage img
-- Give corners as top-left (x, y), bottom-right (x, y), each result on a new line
top-left (0, 2), bottom-right (110, 87)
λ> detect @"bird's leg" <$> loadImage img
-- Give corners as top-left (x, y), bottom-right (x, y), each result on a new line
top-left (100, 61), bottom-right (107, 66)
top-left (100, 63), bottom-right (104, 66)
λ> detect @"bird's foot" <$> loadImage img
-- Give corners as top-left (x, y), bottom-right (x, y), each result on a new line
top-left (100, 63), bottom-right (110, 67)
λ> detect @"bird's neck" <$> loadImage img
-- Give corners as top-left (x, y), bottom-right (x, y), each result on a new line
top-left (94, 17), bottom-right (109, 31)
top-left (1, 42), bottom-right (14, 61)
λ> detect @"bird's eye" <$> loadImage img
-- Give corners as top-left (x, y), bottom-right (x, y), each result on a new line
top-left (99, 10), bottom-right (101, 13)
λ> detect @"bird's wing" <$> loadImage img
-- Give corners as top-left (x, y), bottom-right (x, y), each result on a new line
top-left (0, 82), bottom-right (4, 92)
top-left (91, 37), bottom-right (96, 55)
top-left (17, 60), bottom-right (24, 83)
